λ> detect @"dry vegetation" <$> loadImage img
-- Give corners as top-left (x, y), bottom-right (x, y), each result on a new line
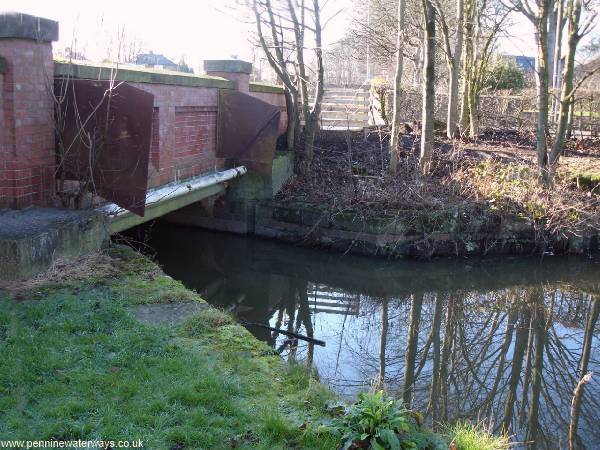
top-left (278, 128), bottom-right (600, 241)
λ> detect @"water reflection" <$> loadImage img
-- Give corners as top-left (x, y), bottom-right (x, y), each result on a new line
top-left (141, 224), bottom-right (600, 449)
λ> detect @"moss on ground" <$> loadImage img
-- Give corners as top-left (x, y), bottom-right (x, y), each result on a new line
top-left (0, 247), bottom-right (337, 449)
top-left (0, 246), bottom-right (506, 449)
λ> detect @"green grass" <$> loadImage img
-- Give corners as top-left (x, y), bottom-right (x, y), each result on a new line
top-left (0, 247), bottom-right (336, 450)
top-left (445, 421), bottom-right (510, 450)
top-left (0, 247), bottom-right (511, 450)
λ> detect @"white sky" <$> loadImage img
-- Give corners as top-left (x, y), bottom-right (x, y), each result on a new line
top-left (4, 0), bottom-right (538, 72)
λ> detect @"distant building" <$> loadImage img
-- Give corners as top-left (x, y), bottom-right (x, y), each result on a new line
top-left (135, 52), bottom-right (178, 71)
top-left (501, 55), bottom-right (536, 74)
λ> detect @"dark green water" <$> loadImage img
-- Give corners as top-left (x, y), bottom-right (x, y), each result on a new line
top-left (139, 223), bottom-right (600, 449)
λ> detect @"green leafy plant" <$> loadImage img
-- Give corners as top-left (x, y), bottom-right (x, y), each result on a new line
top-left (327, 391), bottom-right (417, 450)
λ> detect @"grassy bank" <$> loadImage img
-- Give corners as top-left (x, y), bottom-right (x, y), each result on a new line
top-left (0, 247), bottom-right (505, 449)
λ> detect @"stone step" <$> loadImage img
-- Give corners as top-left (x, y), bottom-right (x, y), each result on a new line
top-left (325, 89), bottom-right (369, 96)
top-left (322, 95), bottom-right (369, 101)
top-left (320, 118), bottom-right (369, 126)
top-left (321, 112), bottom-right (369, 119)
top-left (310, 97), bottom-right (369, 105)
top-left (322, 102), bottom-right (368, 109)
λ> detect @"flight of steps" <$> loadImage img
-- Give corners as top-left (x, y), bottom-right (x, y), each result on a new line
top-left (307, 284), bottom-right (360, 316)
top-left (314, 87), bottom-right (370, 130)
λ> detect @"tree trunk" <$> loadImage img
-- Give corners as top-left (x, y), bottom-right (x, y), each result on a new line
top-left (299, 0), bottom-right (324, 175)
top-left (566, 94), bottom-right (575, 140)
top-left (460, 0), bottom-right (475, 134)
top-left (419, 0), bottom-right (436, 174)
top-left (550, 0), bottom-right (565, 124)
top-left (284, 90), bottom-right (298, 151)
top-left (389, 0), bottom-right (406, 172)
top-left (568, 298), bottom-right (599, 450)
top-left (447, 0), bottom-right (464, 139)
top-left (549, 0), bottom-right (582, 175)
top-left (534, 3), bottom-right (551, 184)
top-left (402, 293), bottom-right (423, 407)
top-left (527, 293), bottom-right (546, 450)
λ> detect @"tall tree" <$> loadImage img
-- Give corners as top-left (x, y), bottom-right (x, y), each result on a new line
top-left (251, 0), bottom-right (324, 175)
top-left (435, 0), bottom-right (464, 138)
top-left (511, 0), bottom-right (596, 183)
top-left (419, 0), bottom-right (436, 174)
top-left (549, 0), bottom-right (593, 173)
top-left (389, 0), bottom-right (407, 171)
top-left (461, 0), bottom-right (510, 138)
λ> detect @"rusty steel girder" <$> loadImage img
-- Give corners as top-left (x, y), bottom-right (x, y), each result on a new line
top-left (55, 78), bottom-right (153, 216)
top-left (217, 90), bottom-right (282, 175)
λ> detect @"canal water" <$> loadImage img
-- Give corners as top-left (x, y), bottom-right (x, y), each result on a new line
top-left (139, 223), bottom-right (600, 449)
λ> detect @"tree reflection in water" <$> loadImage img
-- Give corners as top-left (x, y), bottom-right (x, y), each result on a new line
top-left (144, 226), bottom-right (600, 449)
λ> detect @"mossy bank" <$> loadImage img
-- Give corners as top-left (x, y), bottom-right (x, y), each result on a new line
top-left (0, 247), bottom-right (506, 449)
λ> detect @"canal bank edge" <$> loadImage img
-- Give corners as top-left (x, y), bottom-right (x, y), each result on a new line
top-left (0, 246), bottom-right (457, 449)
top-left (251, 200), bottom-right (599, 258)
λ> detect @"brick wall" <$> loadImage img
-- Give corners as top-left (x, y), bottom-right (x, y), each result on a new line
top-left (173, 106), bottom-right (217, 180)
top-left (0, 40), bottom-right (55, 208)
top-left (130, 82), bottom-right (223, 188)
top-left (0, 42), bottom-right (288, 210)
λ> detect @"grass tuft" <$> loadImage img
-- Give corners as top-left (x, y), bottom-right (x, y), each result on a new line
top-left (181, 307), bottom-right (233, 336)
top-left (445, 421), bottom-right (510, 450)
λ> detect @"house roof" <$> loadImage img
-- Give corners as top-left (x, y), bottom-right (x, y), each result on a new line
top-left (136, 53), bottom-right (176, 66)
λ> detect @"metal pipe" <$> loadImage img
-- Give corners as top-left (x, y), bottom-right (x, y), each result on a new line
top-left (99, 166), bottom-right (247, 218)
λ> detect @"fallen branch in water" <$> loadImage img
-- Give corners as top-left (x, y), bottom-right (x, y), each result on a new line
top-left (241, 322), bottom-right (326, 347)
top-left (569, 371), bottom-right (593, 450)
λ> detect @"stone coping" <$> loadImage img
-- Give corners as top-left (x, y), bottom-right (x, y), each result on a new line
top-left (249, 82), bottom-right (285, 94)
top-left (204, 59), bottom-right (252, 74)
top-left (0, 12), bottom-right (58, 42)
top-left (54, 60), bottom-right (234, 89)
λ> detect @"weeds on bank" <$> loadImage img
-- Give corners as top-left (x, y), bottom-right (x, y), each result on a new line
top-left (324, 391), bottom-right (446, 450)
top-left (454, 158), bottom-right (600, 238)
top-left (445, 421), bottom-right (510, 450)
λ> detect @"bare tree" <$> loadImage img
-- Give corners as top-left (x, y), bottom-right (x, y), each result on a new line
top-left (461, 0), bottom-right (510, 138)
top-left (389, 0), bottom-right (407, 171)
top-left (435, 0), bottom-right (464, 138)
top-left (549, 0), bottom-right (597, 173)
top-left (419, 0), bottom-right (436, 174)
top-left (251, 0), bottom-right (325, 175)
top-left (511, 0), bottom-right (553, 183)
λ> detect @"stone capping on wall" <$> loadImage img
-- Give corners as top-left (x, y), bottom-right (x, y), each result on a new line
top-left (203, 59), bottom-right (252, 74)
top-left (249, 82), bottom-right (285, 94)
top-left (54, 61), bottom-right (234, 89)
top-left (0, 12), bottom-right (59, 42)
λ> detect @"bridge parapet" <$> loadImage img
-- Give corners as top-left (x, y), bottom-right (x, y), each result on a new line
top-left (0, 12), bottom-right (288, 214)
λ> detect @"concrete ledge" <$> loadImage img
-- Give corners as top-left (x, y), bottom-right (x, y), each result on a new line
top-left (54, 61), bottom-right (234, 89)
top-left (250, 82), bottom-right (285, 94)
top-left (0, 209), bottom-right (108, 280)
top-left (0, 12), bottom-right (59, 42)
top-left (204, 59), bottom-right (252, 74)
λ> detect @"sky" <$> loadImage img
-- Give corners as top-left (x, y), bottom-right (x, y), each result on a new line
top-left (4, 0), bottom-right (538, 71)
